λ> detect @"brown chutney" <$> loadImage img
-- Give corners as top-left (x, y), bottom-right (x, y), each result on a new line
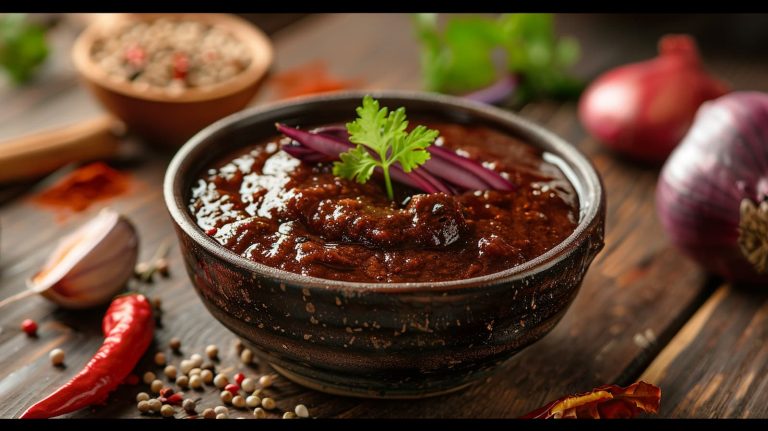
top-left (189, 121), bottom-right (579, 283)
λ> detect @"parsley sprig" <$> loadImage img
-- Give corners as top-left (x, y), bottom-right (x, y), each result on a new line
top-left (333, 96), bottom-right (439, 201)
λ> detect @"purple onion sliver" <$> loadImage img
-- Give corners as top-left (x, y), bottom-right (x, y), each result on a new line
top-left (276, 123), bottom-right (353, 157)
top-left (428, 145), bottom-right (515, 191)
top-left (407, 164), bottom-right (453, 194)
top-left (281, 145), bottom-right (332, 163)
top-left (389, 164), bottom-right (439, 194)
top-left (463, 74), bottom-right (519, 105)
top-left (311, 124), bottom-right (350, 141)
top-left (422, 156), bottom-right (490, 190)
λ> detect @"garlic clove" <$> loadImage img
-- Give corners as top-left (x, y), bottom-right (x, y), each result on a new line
top-left (27, 207), bottom-right (139, 309)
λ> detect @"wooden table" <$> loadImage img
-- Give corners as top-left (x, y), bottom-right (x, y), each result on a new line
top-left (2, 13), bottom-right (768, 419)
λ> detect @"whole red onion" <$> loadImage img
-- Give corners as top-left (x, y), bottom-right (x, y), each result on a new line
top-left (656, 92), bottom-right (768, 285)
top-left (579, 34), bottom-right (729, 164)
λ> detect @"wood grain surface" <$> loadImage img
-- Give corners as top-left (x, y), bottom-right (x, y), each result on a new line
top-left (1, 13), bottom-right (768, 419)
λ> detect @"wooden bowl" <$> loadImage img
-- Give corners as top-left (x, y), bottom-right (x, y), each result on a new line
top-left (164, 91), bottom-right (606, 398)
top-left (72, 13), bottom-right (273, 147)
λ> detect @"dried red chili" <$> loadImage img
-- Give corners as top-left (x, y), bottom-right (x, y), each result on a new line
top-left (521, 381), bottom-right (661, 419)
top-left (19, 294), bottom-right (154, 419)
top-left (34, 162), bottom-right (131, 213)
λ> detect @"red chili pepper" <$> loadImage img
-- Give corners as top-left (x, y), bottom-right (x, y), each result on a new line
top-left (20, 294), bottom-right (154, 419)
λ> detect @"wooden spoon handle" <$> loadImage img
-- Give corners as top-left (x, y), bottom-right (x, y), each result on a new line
top-left (0, 115), bottom-right (123, 184)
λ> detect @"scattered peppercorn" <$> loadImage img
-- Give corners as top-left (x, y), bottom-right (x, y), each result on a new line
top-left (253, 407), bottom-right (266, 418)
top-left (154, 352), bottom-right (167, 366)
top-left (136, 392), bottom-right (150, 402)
top-left (49, 348), bottom-right (65, 366)
top-left (150, 379), bottom-right (164, 394)
top-left (159, 387), bottom-right (174, 398)
top-left (21, 319), bottom-right (38, 337)
top-left (214, 406), bottom-right (229, 415)
top-left (180, 359), bottom-right (193, 374)
top-left (205, 344), bottom-right (218, 359)
top-left (189, 374), bottom-right (203, 390)
top-left (295, 404), bottom-right (309, 418)
top-left (240, 349), bottom-right (253, 364)
top-left (225, 383), bottom-right (240, 394)
top-left (189, 368), bottom-right (201, 376)
top-left (246, 395), bottom-right (261, 408)
top-left (160, 404), bottom-right (175, 418)
top-left (202, 408), bottom-right (216, 419)
top-left (143, 371), bottom-right (156, 385)
top-left (234, 372), bottom-right (245, 385)
top-left (213, 373), bottom-right (228, 388)
top-left (169, 337), bottom-right (181, 351)
top-left (164, 365), bottom-right (178, 380)
top-left (258, 375), bottom-right (273, 388)
top-left (232, 395), bottom-right (246, 409)
top-left (241, 378), bottom-right (255, 393)
top-left (261, 397), bottom-right (275, 410)
top-left (220, 390), bottom-right (233, 404)
top-left (283, 412), bottom-right (297, 419)
top-left (234, 339), bottom-right (244, 354)
top-left (190, 353), bottom-right (203, 368)
top-left (176, 375), bottom-right (189, 389)
top-left (147, 398), bottom-right (162, 413)
top-left (252, 388), bottom-right (264, 398)
top-left (137, 400), bottom-right (150, 413)
top-left (200, 369), bottom-right (214, 384)
top-left (216, 413), bottom-right (227, 419)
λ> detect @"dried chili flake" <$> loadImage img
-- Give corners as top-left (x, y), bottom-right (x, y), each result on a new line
top-left (521, 381), bottom-right (661, 419)
top-left (270, 60), bottom-right (360, 100)
top-left (33, 162), bottom-right (131, 213)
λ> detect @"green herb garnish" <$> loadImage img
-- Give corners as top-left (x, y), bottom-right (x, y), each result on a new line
top-left (0, 14), bottom-right (49, 84)
top-left (413, 13), bottom-right (583, 105)
top-left (333, 95), bottom-right (439, 201)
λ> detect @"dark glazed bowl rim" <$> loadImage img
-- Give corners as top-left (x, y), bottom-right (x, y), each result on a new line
top-left (164, 90), bottom-right (604, 293)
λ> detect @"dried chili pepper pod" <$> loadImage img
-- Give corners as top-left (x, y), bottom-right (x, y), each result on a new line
top-left (19, 294), bottom-right (154, 419)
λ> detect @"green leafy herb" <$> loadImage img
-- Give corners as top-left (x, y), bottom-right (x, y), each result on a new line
top-left (0, 14), bottom-right (49, 84)
top-left (413, 13), bottom-right (583, 105)
top-left (333, 95), bottom-right (439, 201)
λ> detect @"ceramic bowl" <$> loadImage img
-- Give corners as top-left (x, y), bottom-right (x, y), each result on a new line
top-left (72, 13), bottom-right (273, 147)
top-left (164, 91), bottom-right (605, 398)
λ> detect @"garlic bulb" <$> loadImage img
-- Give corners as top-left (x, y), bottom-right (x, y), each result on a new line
top-left (26, 208), bottom-right (139, 309)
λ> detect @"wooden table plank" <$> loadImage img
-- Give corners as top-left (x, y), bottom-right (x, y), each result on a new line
top-left (640, 286), bottom-right (768, 418)
top-left (1, 13), bottom-right (767, 419)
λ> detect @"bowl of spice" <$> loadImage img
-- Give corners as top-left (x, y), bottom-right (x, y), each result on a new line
top-left (165, 91), bottom-right (606, 398)
top-left (72, 13), bottom-right (273, 147)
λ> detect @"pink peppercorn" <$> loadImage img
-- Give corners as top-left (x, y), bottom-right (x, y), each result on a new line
top-left (21, 319), bottom-right (38, 336)
top-left (234, 373), bottom-right (245, 386)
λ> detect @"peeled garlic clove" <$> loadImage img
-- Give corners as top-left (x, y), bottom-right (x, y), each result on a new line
top-left (27, 208), bottom-right (139, 309)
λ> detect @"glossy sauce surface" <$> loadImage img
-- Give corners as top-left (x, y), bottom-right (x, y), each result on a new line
top-left (189, 122), bottom-right (579, 283)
